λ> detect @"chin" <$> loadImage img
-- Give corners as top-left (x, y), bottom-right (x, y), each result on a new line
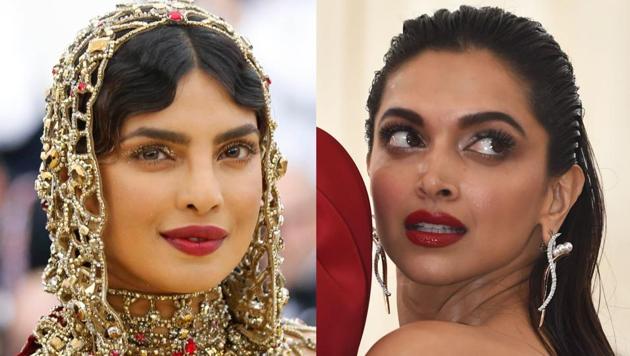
top-left (106, 241), bottom-right (245, 293)
top-left (392, 250), bottom-right (478, 287)
top-left (163, 262), bottom-right (233, 292)
top-left (124, 260), bottom-right (231, 294)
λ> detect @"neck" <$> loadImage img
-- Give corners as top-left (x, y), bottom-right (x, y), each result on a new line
top-left (107, 289), bottom-right (208, 317)
top-left (396, 259), bottom-right (534, 327)
top-left (106, 286), bottom-right (229, 354)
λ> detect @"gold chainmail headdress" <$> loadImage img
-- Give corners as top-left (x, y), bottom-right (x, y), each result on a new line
top-left (32, 0), bottom-right (314, 354)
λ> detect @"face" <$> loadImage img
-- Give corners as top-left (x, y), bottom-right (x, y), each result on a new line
top-left (99, 69), bottom-right (262, 293)
top-left (368, 49), bottom-right (551, 286)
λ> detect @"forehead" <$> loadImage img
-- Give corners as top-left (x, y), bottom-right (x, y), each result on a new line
top-left (379, 49), bottom-right (535, 126)
top-left (122, 69), bottom-right (257, 134)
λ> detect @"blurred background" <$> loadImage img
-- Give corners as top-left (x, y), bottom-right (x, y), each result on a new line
top-left (317, 0), bottom-right (630, 354)
top-left (0, 0), bottom-right (315, 354)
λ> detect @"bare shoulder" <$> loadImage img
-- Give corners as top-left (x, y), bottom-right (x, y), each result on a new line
top-left (367, 321), bottom-right (547, 356)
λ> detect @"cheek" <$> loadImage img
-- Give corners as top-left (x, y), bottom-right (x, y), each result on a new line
top-left (102, 165), bottom-right (173, 232)
top-left (99, 164), bottom-right (175, 283)
top-left (216, 161), bottom-right (263, 276)
top-left (460, 165), bottom-right (547, 273)
top-left (465, 168), bottom-right (545, 236)
top-left (221, 160), bottom-right (263, 231)
top-left (371, 170), bottom-right (407, 219)
top-left (228, 161), bottom-right (262, 204)
top-left (370, 157), bottom-right (415, 237)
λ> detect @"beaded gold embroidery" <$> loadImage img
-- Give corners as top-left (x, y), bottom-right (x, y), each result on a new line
top-left (106, 287), bottom-right (228, 355)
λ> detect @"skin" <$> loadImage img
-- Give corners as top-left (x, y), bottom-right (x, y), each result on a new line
top-left (366, 49), bottom-right (584, 355)
top-left (89, 68), bottom-right (316, 356)
top-left (98, 69), bottom-right (262, 301)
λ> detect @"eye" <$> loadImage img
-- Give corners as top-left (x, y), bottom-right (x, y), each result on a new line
top-left (218, 141), bottom-right (257, 161)
top-left (225, 146), bottom-right (247, 159)
top-left (466, 129), bottom-right (515, 158)
top-left (131, 145), bottom-right (174, 162)
top-left (379, 124), bottom-right (425, 149)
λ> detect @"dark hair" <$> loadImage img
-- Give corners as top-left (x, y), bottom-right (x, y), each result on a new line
top-left (366, 6), bottom-right (612, 355)
top-left (92, 25), bottom-right (265, 156)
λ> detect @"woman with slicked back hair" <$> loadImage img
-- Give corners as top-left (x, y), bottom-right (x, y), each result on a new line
top-left (364, 5), bottom-right (613, 355)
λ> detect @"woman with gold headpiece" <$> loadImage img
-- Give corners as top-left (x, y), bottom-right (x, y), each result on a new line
top-left (20, 1), bottom-right (315, 354)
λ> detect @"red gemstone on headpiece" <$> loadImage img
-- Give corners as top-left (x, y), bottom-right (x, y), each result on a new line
top-left (185, 338), bottom-right (197, 354)
top-left (52, 67), bottom-right (58, 75)
top-left (134, 332), bottom-right (145, 343)
top-left (172, 352), bottom-right (183, 356)
top-left (77, 82), bottom-right (87, 92)
top-left (41, 201), bottom-right (49, 211)
top-left (169, 10), bottom-right (183, 21)
top-left (110, 351), bottom-right (120, 356)
top-left (265, 76), bottom-right (272, 85)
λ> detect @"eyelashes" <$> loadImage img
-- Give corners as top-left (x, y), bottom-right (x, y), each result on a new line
top-left (127, 140), bottom-right (259, 166)
top-left (378, 124), bottom-right (516, 160)
top-left (129, 144), bottom-right (175, 163)
top-left (378, 124), bottom-right (425, 149)
top-left (217, 140), bottom-right (258, 161)
top-left (467, 129), bottom-right (516, 158)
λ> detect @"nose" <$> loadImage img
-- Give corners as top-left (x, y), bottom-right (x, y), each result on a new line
top-left (177, 160), bottom-right (223, 215)
top-left (415, 149), bottom-right (459, 202)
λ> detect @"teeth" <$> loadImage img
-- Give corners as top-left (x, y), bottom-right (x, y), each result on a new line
top-left (187, 237), bottom-right (206, 242)
top-left (410, 223), bottom-right (465, 234)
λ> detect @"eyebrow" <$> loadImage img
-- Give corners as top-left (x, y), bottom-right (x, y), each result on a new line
top-left (459, 111), bottom-right (526, 137)
top-left (380, 107), bottom-right (424, 126)
top-left (213, 123), bottom-right (259, 144)
top-left (120, 123), bottom-right (260, 145)
top-left (121, 127), bottom-right (189, 144)
top-left (380, 107), bottom-right (526, 137)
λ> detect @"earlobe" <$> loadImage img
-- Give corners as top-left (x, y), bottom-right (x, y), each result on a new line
top-left (539, 164), bottom-right (585, 244)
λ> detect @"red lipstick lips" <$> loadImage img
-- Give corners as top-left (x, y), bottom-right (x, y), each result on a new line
top-left (404, 210), bottom-right (467, 248)
top-left (160, 225), bottom-right (228, 256)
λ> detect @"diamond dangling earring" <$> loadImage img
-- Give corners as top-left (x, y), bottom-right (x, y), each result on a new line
top-left (373, 229), bottom-right (392, 314)
top-left (538, 231), bottom-right (573, 328)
